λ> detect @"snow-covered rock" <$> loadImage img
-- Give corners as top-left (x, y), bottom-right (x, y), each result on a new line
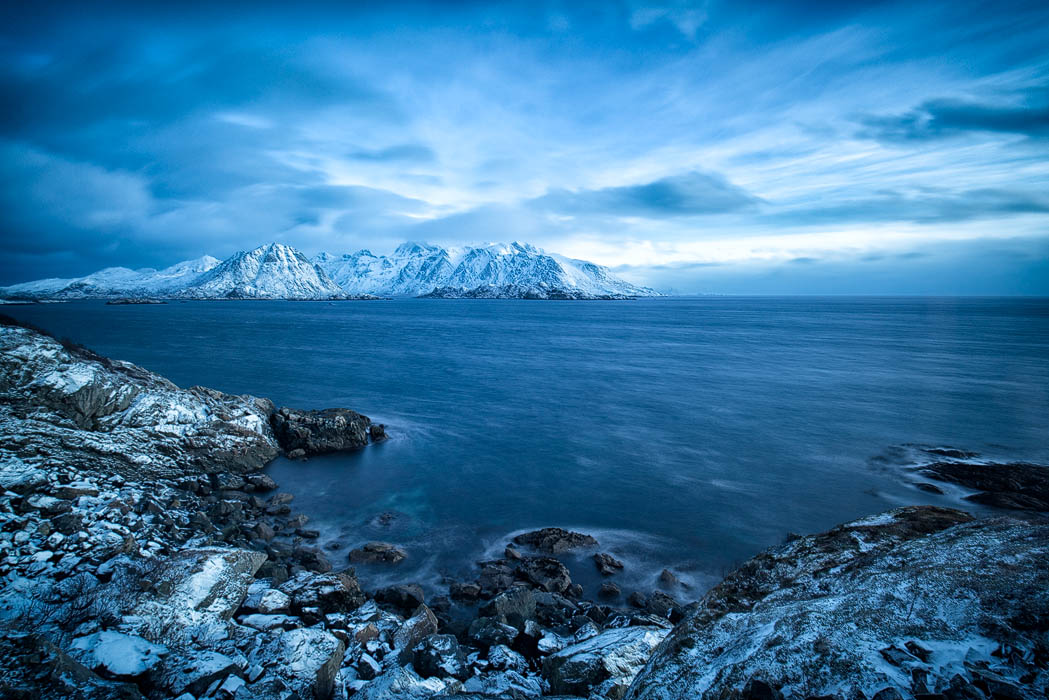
top-left (625, 507), bottom-right (1049, 700)
top-left (248, 627), bottom-right (345, 699)
top-left (69, 630), bottom-right (168, 678)
top-left (316, 240), bottom-right (658, 297)
top-left (542, 625), bottom-right (669, 696)
top-left (0, 322), bottom-right (280, 477)
top-left (181, 243), bottom-right (344, 300)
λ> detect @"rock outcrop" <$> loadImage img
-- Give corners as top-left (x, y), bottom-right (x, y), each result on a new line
top-left (0, 320), bottom-right (279, 478)
top-left (270, 406), bottom-right (385, 458)
top-left (626, 506), bottom-right (1049, 699)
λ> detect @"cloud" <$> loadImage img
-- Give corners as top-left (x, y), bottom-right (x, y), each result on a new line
top-left (770, 187), bottom-right (1049, 225)
top-left (858, 93), bottom-right (1049, 142)
top-left (348, 144), bottom-right (436, 163)
top-left (531, 171), bottom-right (759, 218)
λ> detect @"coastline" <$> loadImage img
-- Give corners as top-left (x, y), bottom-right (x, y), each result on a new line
top-left (1, 317), bottom-right (1047, 699)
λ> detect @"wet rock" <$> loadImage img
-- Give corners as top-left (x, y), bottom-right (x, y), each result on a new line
top-left (270, 406), bottom-right (376, 456)
top-left (658, 568), bottom-right (680, 588)
top-left (469, 616), bottom-right (520, 648)
top-left (349, 541), bottom-right (407, 564)
top-left (369, 423), bottom-right (388, 442)
top-left (450, 581), bottom-right (482, 601)
top-left (600, 582), bottom-right (622, 598)
top-left (516, 556), bottom-right (572, 594)
top-left (293, 546), bottom-right (332, 573)
top-left (478, 560), bottom-right (516, 596)
top-left (245, 473), bottom-right (277, 491)
top-left (594, 552), bottom-right (625, 576)
top-left (480, 587), bottom-right (537, 630)
top-left (512, 527), bottom-right (599, 554)
top-left (413, 634), bottom-right (469, 680)
top-left (917, 461), bottom-right (1049, 511)
top-left (542, 626), bottom-right (668, 696)
top-left (376, 582), bottom-right (426, 613)
top-left (915, 482), bottom-right (945, 494)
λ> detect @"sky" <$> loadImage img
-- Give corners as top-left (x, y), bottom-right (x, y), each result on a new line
top-left (1, 0), bottom-right (1048, 293)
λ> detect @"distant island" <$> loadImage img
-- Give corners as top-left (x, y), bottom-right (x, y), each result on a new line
top-left (0, 241), bottom-right (659, 302)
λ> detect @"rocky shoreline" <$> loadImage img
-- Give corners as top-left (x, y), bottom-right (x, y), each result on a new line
top-left (1, 317), bottom-right (1047, 699)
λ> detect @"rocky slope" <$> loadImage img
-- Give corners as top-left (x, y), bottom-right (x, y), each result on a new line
top-left (626, 506), bottom-right (1049, 699)
top-left (0, 318), bottom-right (384, 478)
top-left (0, 256), bottom-right (221, 300)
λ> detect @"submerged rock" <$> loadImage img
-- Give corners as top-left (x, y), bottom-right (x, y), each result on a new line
top-left (917, 460), bottom-right (1049, 511)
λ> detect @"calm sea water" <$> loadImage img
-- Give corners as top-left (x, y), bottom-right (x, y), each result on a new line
top-left (7, 298), bottom-right (1049, 597)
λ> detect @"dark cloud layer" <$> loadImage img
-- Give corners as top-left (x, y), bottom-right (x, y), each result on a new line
top-left (1, 0), bottom-right (1048, 292)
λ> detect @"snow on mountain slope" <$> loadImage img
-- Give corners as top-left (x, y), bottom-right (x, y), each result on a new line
top-left (0, 240), bottom-right (656, 300)
top-left (181, 243), bottom-right (344, 299)
top-left (0, 256), bottom-right (221, 299)
top-left (314, 241), bottom-right (657, 297)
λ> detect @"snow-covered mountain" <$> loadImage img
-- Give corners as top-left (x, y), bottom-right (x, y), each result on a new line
top-left (0, 241), bottom-right (656, 300)
top-left (314, 241), bottom-right (657, 297)
top-left (0, 256), bottom-right (220, 299)
top-left (180, 243), bottom-right (344, 299)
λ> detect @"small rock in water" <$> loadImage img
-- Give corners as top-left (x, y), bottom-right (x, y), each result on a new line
top-left (593, 552), bottom-right (624, 576)
top-left (349, 541), bottom-right (407, 564)
top-left (512, 527), bottom-right (599, 554)
top-left (599, 581), bottom-right (621, 598)
top-left (658, 568), bottom-right (680, 587)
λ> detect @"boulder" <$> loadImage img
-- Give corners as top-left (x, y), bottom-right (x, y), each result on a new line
top-left (151, 649), bottom-right (239, 697)
top-left (542, 626), bottom-right (668, 696)
top-left (512, 527), bottom-right (599, 554)
top-left (349, 541), bottom-right (408, 564)
top-left (393, 604), bottom-right (439, 663)
top-left (278, 570), bottom-right (366, 615)
top-left (69, 631), bottom-right (168, 679)
top-left (293, 546), bottom-right (333, 573)
top-left (413, 634), bottom-right (469, 680)
top-left (480, 586), bottom-right (537, 630)
top-left (270, 406), bottom-right (375, 456)
top-left (352, 665), bottom-right (459, 700)
top-left (249, 627), bottom-right (344, 700)
top-left (376, 582), bottom-right (426, 613)
top-left (469, 616), bottom-right (520, 648)
top-left (516, 556), bottom-right (572, 594)
top-left (461, 670), bottom-right (543, 698)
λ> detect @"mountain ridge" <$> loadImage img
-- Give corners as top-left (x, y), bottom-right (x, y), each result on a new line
top-left (1, 241), bottom-right (658, 300)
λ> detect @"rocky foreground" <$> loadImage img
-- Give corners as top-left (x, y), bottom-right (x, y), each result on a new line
top-left (1, 318), bottom-right (1047, 700)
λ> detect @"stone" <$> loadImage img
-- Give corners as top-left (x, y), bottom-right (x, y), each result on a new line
top-left (600, 582), bottom-right (622, 598)
top-left (376, 582), bottom-right (426, 612)
top-left (294, 546), bottom-right (332, 573)
top-left (393, 604), bottom-right (439, 663)
top-left (278, 570), bottom-right (366, 615)
top-left (542, 626), bottom-right (668, 696)
top-left (270, 406), bottom-right (376, 456)
top-left (512, 527), bottom-right (599, 554)
top-left (469, 616), bottom-right (520, 648)
top-left (462, 670), bottom-right (543, 698)
top-left (516, 556), bottom-right (572, 593)
top-left (594, 552), bottom-right (625, 576)
top-left (357, 652), bottom-right (382, 681)
top-left (480, 586), bottom-right (537, 630)
top-left (413, 634), bottom-right (469, 680)
top-left (69, 631), bottom-right (168, 678)
top-left (353, 665), bottom-right (458, 700)
top-left (257, 588), bottom-right (291, 614)
top-left (153, 649), bottom-right (239, 697)
top-left (249, 627), bottom-right (344, 700)
top-left (487, 644), bottom-right (528, 673)
top-left (743, 679), bottom-right (785, 700)
top-left (450, 581), bottom-right (482, 601)
top-left (349, 541), bottom-right (407, 564)
top-left (658, 568), bottom-right (680, 587)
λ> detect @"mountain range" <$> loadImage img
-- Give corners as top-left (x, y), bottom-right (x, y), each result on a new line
top-left (1, 242), bottom-right (657, 300)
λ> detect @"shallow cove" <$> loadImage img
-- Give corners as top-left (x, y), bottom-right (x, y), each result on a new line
top-left (7, 297), bottom-right (1049, 598)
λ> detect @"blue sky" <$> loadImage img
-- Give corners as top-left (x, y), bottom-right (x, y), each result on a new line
top-left (2, 0), bottom-right (1048, 293)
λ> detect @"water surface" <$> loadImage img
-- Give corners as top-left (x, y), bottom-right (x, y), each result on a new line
top-left (8, 297), bottom-right (1049, 596)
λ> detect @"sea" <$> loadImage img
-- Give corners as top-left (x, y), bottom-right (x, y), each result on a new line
top-left (7, 297), bottom-right (1049, 598)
